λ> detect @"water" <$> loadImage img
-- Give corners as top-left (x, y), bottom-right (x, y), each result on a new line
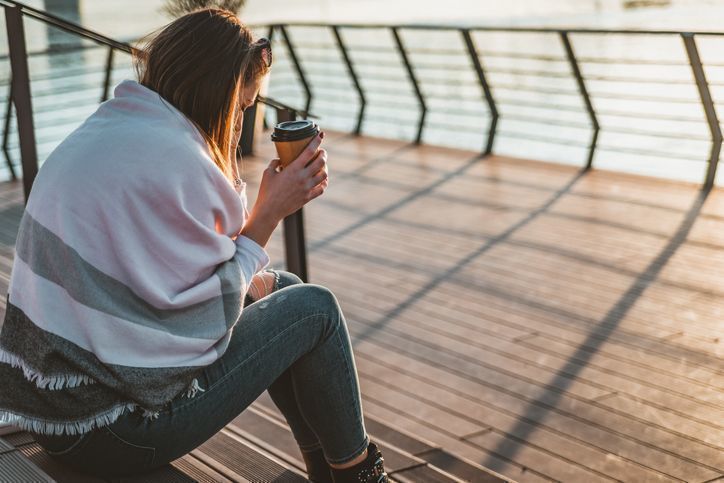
top-left (5, 0), bottom-right (724, 185)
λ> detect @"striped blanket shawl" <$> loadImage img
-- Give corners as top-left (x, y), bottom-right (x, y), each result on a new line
top-left (0, 79), bottom-right (269, 435)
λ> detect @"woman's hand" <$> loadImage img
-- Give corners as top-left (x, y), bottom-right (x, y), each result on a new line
top-left (239, 132), bottom-right (328, 248)
top-left (256, 132), bottom-right (328, 222)
top-left (247, 271), bottom-right (277, 302)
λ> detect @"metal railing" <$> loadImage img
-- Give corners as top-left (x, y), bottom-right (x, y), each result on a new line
top-left (259, 23), bottom-right (724, 189)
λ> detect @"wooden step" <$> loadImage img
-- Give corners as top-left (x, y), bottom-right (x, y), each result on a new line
top-left (0, 424), bottom-right (308, 482)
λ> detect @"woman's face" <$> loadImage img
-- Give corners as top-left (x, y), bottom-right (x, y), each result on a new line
top-left (239, 77), bottom-right (262, 113)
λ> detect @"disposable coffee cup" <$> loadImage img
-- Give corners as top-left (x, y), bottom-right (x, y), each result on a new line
top-left (271, 120), bottom-right (320, 169)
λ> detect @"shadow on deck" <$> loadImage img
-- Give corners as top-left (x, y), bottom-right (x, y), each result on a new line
top-left (0, 131), bottom-right (723, 482)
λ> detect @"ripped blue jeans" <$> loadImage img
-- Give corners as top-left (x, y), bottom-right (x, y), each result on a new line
top-left (35, 270), bottom-right (370, 476)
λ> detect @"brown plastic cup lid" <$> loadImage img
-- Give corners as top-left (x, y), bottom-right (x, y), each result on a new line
top-left (271, 120), bottom-right (319, 142)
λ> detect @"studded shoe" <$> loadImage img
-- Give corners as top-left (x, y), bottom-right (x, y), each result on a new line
top-left (330, 441), bottom-right (388, 483)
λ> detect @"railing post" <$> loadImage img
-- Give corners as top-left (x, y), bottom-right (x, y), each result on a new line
top-left (682, 32), bottom-right (722, 190)
top-left (278, 25), bottom-right (313, 118)
top-left (276, 107), bottom-right (309, 282)
top-left (392, 27), bottom-right (427, 144)
top-left (3, 81), bottom-right (18, 180)
top-left (100, 45), bottom-right (114, 102)
top-left (239, 101), bottom-right (257, 156)
top-left (261, 25), bottom-right (274, 131)
top-left (560, 31), bottom-right (599, 170)
top-left (5, 4), bottom-right (39, 202)
top-left (332, 25), bottom-right (366, 135)
top-left (461, 28), bottom-right (498, 156)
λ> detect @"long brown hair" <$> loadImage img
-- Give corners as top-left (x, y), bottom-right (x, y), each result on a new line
top-left (133, 8), bottom-right (270, 181)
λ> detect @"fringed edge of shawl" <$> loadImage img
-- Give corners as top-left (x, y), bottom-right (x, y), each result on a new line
top-left (0, 347), bottom-right (96, 390)
top-left (0, 402), bottom-right (137, 436)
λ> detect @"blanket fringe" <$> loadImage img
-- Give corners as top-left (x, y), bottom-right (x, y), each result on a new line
top-left (141, 409), bottom-right (160, 420)
top-left (184, 378), bottom-right (205, 399)
top-left (0, 402), bottom-right (137, 436)
top-left (0, 347), bottom-right (95, 390)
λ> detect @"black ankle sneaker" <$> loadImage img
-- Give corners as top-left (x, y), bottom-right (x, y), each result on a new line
top-left (330, 441), bottom-right (388, 483)
top-left (301, 447), bottom-right (333, 483)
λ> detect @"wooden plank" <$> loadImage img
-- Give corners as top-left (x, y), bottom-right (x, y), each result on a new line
top-left (296, 214), bottom-right (724, 384)
top-left (316, 242), bottom-right (724, 420)
top-left (231, 406), bottom-right (443, 477)
top-left (2, 431), bottom-right (35, 448)
top-left (310, 250), bottom-right (711, 416)
top-left (13, 438), bottom-right (227, 483)
top-left (248, 395), bottom-right (488, 483)
top-left (359, 398), bottom-right (548, 483)
top-left (415, 448), bottom-right (512, 483)
top-left (342, 286), bottom-right (723, 461)
top-left (253, 260), bottom-right (720, 480)
top-left (305, 216), bottom-right (721, 378)
top-left (15, 441), bottom-right (101, 482)
top-left (258, 234), bottom-right (720, 480)
top-left (359, 373), bottom-right (613, 483)
top-left (292, 260), bottom-right (720, 474)
top-left (390, 463), bottom-right (468, 483)
top-left (352, 338), bottom-right (708, 482)
top-left (354, 333), bottom-right (719, 480)
top-left (192, 429), bottom-right (307, 482)
top-left (302, 180), bottom-right (724, 320)
top-left (0, 448), bottom-right (53, 482)
top-left (230, 407), bottom-right (308, 472)
top-left (167, 456), bottom-right (234, 483)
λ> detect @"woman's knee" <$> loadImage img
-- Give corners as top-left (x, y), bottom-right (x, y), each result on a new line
top-left (287, 284), bottom-right (342, 323)
top-left (274, 270), bottom-right (304, 291)
top-left (307, 284), bottom-right (340, 309)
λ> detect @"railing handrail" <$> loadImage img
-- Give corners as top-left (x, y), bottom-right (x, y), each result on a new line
top-left (0, 0), bottom-right (134, 52)
top-left (252, 21), bottom-right (724, 37)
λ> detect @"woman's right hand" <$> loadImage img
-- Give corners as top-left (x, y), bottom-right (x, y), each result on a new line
top-left (255, 132), bottom-right (328, 223)
top-left (239, 132), bottom-right (328, 249)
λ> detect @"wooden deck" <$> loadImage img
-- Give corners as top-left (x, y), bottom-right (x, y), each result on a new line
top-left (0, 130), bottom-right (723, 482)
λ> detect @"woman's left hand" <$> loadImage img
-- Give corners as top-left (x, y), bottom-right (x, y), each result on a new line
top-left (247, 271), bottom-right (276, 302)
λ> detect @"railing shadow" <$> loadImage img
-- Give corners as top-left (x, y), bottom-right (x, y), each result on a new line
top-left (481, 187), bottom-right (710, 472)
top-left (350, 168), bottom-right (587, 346)
top-left (309, 153), bottom-right (487, 252)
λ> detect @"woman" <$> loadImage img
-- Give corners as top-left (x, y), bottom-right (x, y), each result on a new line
top-left (0, 8), bottom-right (388, 483)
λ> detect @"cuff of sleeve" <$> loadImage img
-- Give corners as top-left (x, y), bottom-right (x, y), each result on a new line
top-left (235, 235), bottom-right (270, 273)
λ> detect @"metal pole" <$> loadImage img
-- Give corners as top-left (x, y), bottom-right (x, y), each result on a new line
top-left (277, 107), bottom-right (309, 282)
top-left (278, 25), bottom-right (313, 118)
top-left (560, 31), bottom-right (599, 170)
top-left (239, 101), bottom-right (257, 156)
top-left (462, 28), bottom-right (498, 155)
top-left (392, 27), bottom-right (427, 144)
top-left (262, 25), bottom-right (274, 131)
top-left (682, 32), bottom-right (722, 190)
top-left (3, 81), bottom-right (17, 180)
top-left (100, 45), bottom-right (114, 102)
top-left (332, 25), bottom-right (366, 135)
top-left (5, 4), bottom-right (39, 201)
